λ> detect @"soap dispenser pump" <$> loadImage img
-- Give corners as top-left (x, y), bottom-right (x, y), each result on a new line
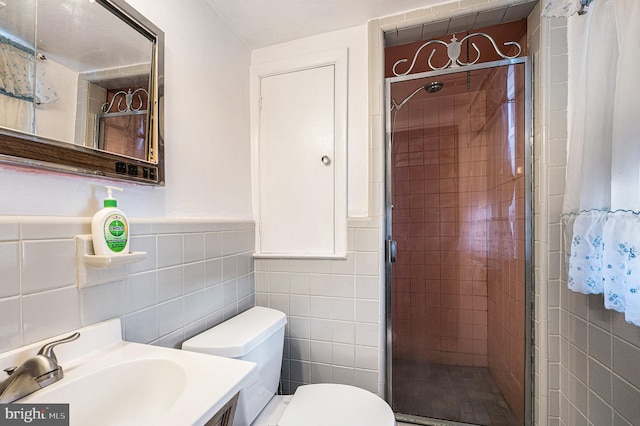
top-left (91, 186), bottom-right (130, 256)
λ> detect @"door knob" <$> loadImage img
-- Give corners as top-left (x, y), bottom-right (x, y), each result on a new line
top-left (321, 155), bottom-right (331, 166)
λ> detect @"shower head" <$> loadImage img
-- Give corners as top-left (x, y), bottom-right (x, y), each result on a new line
top-left (391, 81), bottom-right (445, 111)
top-left (425, 81), bottom-right (444, 93)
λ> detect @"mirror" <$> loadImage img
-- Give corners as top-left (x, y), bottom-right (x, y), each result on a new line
top-left (0, 0), bottom-right (164, 184)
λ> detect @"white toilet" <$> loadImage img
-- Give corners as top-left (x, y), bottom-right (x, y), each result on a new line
top-left (182, 306), bottom-right (396, 426)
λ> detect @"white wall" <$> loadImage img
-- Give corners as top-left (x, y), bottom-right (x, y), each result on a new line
top-left (0, 0), bottom-right (253, 219)
top-left (251, 26), bottom-right (370, 218)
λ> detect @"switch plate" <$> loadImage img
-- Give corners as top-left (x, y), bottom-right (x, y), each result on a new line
top-left (127, 165), bottom-right (138, 176)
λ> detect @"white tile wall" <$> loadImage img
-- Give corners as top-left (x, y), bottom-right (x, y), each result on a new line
top-left (81, 280), bottom-right (126, 325)
top-left (158, 266), bottom-right (183, 302)
top-left (0, 218), bottom-right (19, 241)
top-left (0, 242), bottom-right (19, 298)
top-left (157, 234), bottom-right (184, 268)
top-left (256, 219), bottom-right (384, 395)
top-left (0, 217), bottom-right (255, 353)
top-left (22, 240), bottom-right (76, 294)
top-left (23, 287), bottom-right (81, 344)
top-left (534, 6), bottom-right (640, 426)
top-left (0, 298), bottom-right (21, 350)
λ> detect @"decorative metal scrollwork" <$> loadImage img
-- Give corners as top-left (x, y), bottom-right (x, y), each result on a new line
top-left (101, 88), bottom-right (148, 114)
top-left (392, 32), bottom-right (522, 76)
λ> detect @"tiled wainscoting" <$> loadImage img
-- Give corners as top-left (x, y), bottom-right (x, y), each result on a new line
top-left (0, 217), bottom-right (255, 354)
top-left (254, 218), bottom-right (384, 396)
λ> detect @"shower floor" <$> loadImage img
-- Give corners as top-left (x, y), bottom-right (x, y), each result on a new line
top-left (392, 359), bottom-right (519, 426)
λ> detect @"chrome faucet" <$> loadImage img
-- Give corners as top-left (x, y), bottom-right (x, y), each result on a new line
top-left (0, 332), bottom-right (80, 403)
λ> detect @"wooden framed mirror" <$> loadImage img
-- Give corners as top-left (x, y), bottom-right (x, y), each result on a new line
top-left (0, 0), bottom-right (164, 184)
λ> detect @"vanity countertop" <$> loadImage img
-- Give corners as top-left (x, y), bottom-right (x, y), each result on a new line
top-left (0, 319), bottom-right (256, 426)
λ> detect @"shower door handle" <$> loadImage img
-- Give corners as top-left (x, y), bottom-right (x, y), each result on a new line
top-left (386, 239), bottom-right (397, 263)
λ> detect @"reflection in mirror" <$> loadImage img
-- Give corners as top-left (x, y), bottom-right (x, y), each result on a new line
top-left (0, 0), bottom-right (36, 134)
top-left (0, 0), bottom-right (164, 184)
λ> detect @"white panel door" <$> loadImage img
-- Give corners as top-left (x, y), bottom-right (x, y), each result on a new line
top-left (258, 65), bottom-right (335, 255)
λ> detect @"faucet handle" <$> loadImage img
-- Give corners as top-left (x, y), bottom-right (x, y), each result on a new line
top-left (3, 367), bottom-right (17, 376)
top-left (37, 332), bottom-right (80, 363)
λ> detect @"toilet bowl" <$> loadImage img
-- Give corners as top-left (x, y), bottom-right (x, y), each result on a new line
top-left (182, 307), bottom-right (395, 426)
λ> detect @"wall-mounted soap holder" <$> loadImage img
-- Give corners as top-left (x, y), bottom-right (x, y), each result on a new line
top-left (82, 251), bottom-right (147, 267)
top-left (75, 235), bottom-right (146, 288)
top-left (76, 235), bottom-right (146, 266)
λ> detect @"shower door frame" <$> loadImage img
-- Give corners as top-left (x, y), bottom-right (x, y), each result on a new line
top-left (384, 57), bottom-right (534, 425)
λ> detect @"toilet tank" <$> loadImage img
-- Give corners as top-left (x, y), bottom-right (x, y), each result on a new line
top-left (182, 307), bottom-right (287, 426)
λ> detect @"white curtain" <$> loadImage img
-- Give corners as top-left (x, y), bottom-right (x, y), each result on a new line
top-left (0, 95), bottom-right (33, 133)
top-left (0, 36), bottom-right (58, 132)
top-left (543, 0), bottom-right (589, 17)
top-left (561, 0), bottom-right (640, 325)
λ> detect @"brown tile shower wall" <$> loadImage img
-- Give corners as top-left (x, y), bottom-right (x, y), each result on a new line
top-left (391, 89), bottom-right (490, 367)
top-left (484, 65), bottom-right (526, 423)
top-left (101, 87), bottom-right (149, 160)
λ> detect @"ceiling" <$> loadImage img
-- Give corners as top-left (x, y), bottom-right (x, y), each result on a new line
top-left (205, 0), bottom-right (450, 49)
top-left (205, 0), bottom-right (539, 50)
top-left (0, 0), bottom-right (539, 72)
top-left (384, 1), bottom-right (537, 47)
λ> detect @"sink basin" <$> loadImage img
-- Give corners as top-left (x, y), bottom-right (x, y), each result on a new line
top-left (0, 319), bottom-right (257, 426)
top-left (28, 359), bottom-right (187, 425)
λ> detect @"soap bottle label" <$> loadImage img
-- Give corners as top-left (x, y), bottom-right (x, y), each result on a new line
top-left (103, 214), bottom-right (128, 252)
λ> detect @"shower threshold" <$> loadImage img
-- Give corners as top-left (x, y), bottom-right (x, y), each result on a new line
top-left (396, 412), bottom-right (478, 426)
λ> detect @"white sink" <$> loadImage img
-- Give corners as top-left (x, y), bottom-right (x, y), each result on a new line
top-left (0, 319), bottom-right (257, 426)
top-left (28, 359), bottom-right (187, 425)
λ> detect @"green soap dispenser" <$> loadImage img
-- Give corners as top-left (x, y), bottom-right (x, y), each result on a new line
top-left (91, 186), bottom-right (130, 256)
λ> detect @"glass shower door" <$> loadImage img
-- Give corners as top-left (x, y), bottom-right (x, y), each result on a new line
top-left (386, 60), bottom-right (532, 426)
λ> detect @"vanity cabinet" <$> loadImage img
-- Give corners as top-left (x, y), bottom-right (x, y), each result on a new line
top-left (204, 392), bottom-right (239, 426)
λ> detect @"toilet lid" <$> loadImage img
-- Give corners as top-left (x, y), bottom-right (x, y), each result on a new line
top-left (278, 384), bottom-right (396, 426)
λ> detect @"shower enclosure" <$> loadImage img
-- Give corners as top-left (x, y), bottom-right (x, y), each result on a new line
top-left (384, 58), bottom-right (532, 425)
